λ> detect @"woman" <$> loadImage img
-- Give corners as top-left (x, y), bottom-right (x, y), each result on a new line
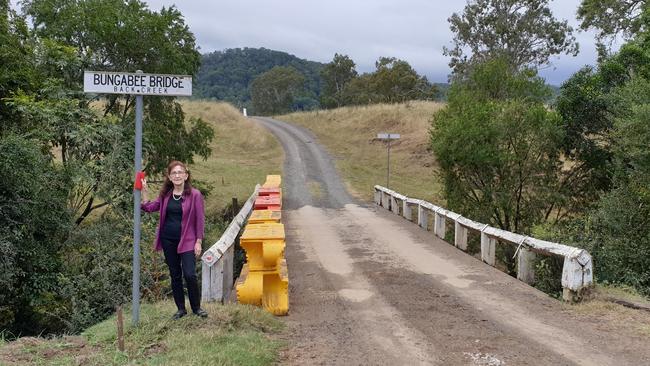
top-left (141, 161), bottom-right (208, 319)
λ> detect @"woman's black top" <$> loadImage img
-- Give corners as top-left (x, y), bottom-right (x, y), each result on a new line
top-left (161, 195), bottom-right (183, 241)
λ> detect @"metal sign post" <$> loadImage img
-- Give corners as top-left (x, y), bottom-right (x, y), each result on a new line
top-left (132, 87), bottom-right (143, 325)
top-left (84, 70), bottom-right (192, 325)
top-left (377, 133), bottom-right (400, 189)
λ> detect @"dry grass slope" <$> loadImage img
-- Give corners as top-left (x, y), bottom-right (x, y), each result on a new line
top-left (278, 101), bottom-right (445, 203)
top-left (180, 100), bottom-right (283, 214)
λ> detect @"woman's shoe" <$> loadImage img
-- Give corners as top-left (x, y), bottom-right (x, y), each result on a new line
top-left (172, 310), bottom-right (187, 320)
top-left (193, 309), bottom-right (208, 318)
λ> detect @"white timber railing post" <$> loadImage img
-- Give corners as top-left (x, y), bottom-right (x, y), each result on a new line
top-left (450, 213), bottom-right (467, 251)
top-left (480, 226), bottom-right (496, 266)
top-left (390, 195), bottom-right (398, 215)
top-left (434, 208), bottom-right (446, 239)
top-left (404, 199), bottom-right (420, 223)
top-left (517, 246), bottom-right (536, 285)
top-left (403, 200), bottom-right (411, 220)
top-left (418, 203), bottom-right (428, 230)
top-left (374, 187), bottom-right (381, 205)
top-left (381, 190), bottom-right (390, 210)
top-left (561, 249), bottom-right (593, 302)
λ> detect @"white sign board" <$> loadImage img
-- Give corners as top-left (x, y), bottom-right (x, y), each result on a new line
top-left (377, 133), bottom-right (400, 139)
top-left (84, 71), bottom-right (192, 96)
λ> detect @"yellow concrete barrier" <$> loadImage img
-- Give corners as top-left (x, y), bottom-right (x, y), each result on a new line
top-left (248, 210), bottom-right (282, 224)
top-left (236, 175), bottom-right (289, 315)
top-left (262, 259), bottom-right (289, 315)
top-left (235, 264), bottom-right (262, 305)
top-left (263, 175), bottom-right (282, 188)
top-left (236, 260), bottom-right (289, 314)
top-left (240, 223), bottom-right (285, 271)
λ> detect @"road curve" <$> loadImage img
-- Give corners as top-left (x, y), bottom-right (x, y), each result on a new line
top-left (254, 116), bottom-right (650, 366)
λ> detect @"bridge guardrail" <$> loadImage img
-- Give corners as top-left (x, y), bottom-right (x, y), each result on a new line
top-left (201, 184), bottom-right (260, 303)
top-left (374, 185), bottom-right (593, 302)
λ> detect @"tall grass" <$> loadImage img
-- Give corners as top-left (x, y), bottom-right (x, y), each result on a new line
top-left (278, 101), bottom-right (445, 203)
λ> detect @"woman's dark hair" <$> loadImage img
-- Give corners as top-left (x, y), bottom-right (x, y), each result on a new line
top-left (159, 160), bottom-right (193, 197)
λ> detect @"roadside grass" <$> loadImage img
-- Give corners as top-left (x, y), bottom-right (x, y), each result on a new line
top-left (179, 99), bottom-right (283, 215)
top-left (0, 302), bottom-right (284, 366)
top-left (277, 101), bottom-right (445, 203)
top-left (567, 284), bottom-right (650, 337)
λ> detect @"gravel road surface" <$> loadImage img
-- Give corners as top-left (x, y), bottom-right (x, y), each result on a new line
top-left (254, 116), bottom-right (650, 366)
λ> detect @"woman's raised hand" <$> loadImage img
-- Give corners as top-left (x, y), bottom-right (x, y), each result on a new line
top-left (141, 178), bottom-right (148, 201)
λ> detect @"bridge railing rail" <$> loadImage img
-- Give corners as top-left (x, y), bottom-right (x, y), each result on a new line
top-left (201, 185), bottom-right (260, 303)
top-left (374, 185), bottom-right (593, 301)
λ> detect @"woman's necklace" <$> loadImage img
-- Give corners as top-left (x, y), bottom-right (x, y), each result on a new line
top-left (172, 191), bottom-right (183, 201)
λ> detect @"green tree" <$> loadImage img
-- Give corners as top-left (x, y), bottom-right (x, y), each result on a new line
top-left (550, 77), bottom-right (650, 296)
top-left (250, 66), bottom-right (306, 115)
top-left (370, 57), bottom-right (436, 103)
top-left (552, 43), bottom-right (650, 218)
top-left (541, 27), bottom-right (650, 295)
top-left (320, 53), bottom-right (357, 108)
top-left (341, 73), bottom-right (375, 105)
top-left (444, 0), bottom-right (578, 76)
top-left (21, 0), bottom-right (214, 223)
top-left (0, 1), bottom-right (37, 132)
top-left (431, 58), bottom-right (563, 273)
top-left (578, 0), bottom-right (648, 43)
top-left (0, 135), bottom-right (71, 335)
top-left (338, 57), bottom-right (436, 106)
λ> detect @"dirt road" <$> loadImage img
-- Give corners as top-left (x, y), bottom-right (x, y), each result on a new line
top-left (254, 117), bottom-right (650, 366)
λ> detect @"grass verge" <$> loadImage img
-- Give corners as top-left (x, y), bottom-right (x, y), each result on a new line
top-left (567, 284), bottom-right (650, 337)
top-left (0, 301), bottom-right (284, 366)
top-left (277, 101), bottom-right (445, 203)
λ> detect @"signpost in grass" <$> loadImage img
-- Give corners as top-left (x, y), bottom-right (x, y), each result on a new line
top-left (377, 133), bottom-right (400, 189)
top-left (84, 70), bottom-right (192, 325)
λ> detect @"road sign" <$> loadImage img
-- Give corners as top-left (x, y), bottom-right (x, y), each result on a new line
top-left (377, 133), bottom-right (400, 140)
top-left (376, 133), bottom-right (400, 189)
top-left (84, 71), bottom-right (192, 96)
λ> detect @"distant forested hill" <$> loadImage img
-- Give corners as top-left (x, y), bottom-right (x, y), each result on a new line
top-left (195, 47), bottom-right (325, 110)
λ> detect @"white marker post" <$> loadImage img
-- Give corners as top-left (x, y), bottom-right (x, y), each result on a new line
top-left (377, 133), bottom-right (400, 189)
top-left (84, 70), bottom-right (192, 325)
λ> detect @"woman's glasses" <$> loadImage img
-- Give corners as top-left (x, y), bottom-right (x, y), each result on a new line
top-left (169, 171), bottom-right (187, 177)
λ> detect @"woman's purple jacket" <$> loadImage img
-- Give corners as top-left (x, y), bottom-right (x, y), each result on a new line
top-left (141, 187), bottom-right (205, 254)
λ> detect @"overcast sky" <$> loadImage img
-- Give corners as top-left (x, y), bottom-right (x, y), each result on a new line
top-left (143, 0), bottom-right (607, 85)
top-left (12, 0), bottom-right (609, 85)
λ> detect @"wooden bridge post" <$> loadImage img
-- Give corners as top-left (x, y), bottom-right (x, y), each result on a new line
top-left (201, 260), bottom-right (212, 302)
top-left (434, 210), bottom-right (446, 239)
top-left (481, 229), bottom-right (496, 266)
top-left (403, 200), bottom-right (412, 221)
top-left (561, 249), bottom-right (593, 302)
top-left (390, 196), bottom-right (400, 215)
top-left (517, 248), bottom-right (536, 285)
top-left (454, 221), bottom-right (468, 251)
top-left (418, 204), bottom-right (428, 230)
top-left (381, 191), bottom-right (390, 210)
